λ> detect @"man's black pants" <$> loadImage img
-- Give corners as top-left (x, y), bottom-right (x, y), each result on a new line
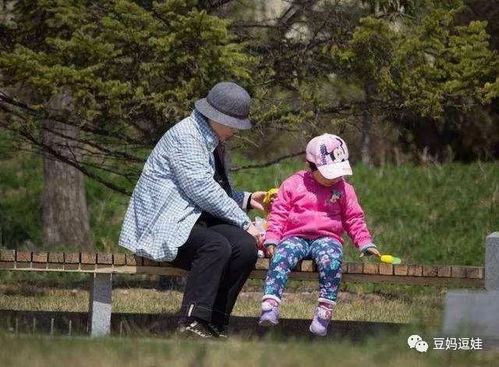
top-left (172, 220), bottom-right (258, 326)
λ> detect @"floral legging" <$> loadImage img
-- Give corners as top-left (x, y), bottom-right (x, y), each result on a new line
top-left (263, 236), bottom-right (343, 302)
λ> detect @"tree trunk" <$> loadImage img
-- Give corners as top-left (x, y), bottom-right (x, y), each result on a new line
top-left (42, 92), bottom-right (92, 251)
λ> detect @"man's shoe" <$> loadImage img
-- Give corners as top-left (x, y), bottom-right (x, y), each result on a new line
top-left (207, 323), bottom-right (228, 338)
top-left (178, 319), bottom-right (214, 338)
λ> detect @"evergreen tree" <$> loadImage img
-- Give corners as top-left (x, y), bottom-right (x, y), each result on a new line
top-left (0, 0), bottom-right (255, 249)
top-left (0, 0), bottom-right (255, 195)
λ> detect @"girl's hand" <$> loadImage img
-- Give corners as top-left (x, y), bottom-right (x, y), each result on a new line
top-left (360, 247), bottom-right (381, 257)
top-left (266, 245), bottom-right (275, 258)
top-left (249, 191), bottom-right (266, 211)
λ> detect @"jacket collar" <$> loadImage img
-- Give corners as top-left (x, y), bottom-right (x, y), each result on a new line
top-left (192, 109), bottom-right (219, 152)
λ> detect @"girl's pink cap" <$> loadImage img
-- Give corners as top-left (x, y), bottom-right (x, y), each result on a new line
top-left (305, 134), bottom-right (352, 179)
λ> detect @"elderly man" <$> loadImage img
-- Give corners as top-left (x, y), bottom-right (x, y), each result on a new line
top-left (119, 82), bottom-right (265, 338)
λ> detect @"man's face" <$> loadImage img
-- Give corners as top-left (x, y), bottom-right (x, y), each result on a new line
top-left (209, 120), bottom-right (236, 141)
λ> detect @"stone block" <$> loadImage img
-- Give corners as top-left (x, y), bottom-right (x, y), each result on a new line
top-left (485, 232), bottom-right (499, 291)
top-left (443, 290), bottom-right (499, 342)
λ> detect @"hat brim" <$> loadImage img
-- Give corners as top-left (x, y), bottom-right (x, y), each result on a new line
top-left (195, 98), bottom-right (252, 130)
top-left (317, 161), bottom-right (352, 179)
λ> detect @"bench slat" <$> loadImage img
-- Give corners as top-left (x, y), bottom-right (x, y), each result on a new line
top-left (48, 263), bottom-right (64, 270)
top-left (466, 267), bottom-right (484, 279)
top-left (0, 260), bottom-right (485, 287)
top-left (142, 258), bottom-right (159, 267)
top-left (32, 252), bottom-right (48, 263)
top-left (347, 263), bottom-right (363, 274)
top-left (394, 264), bottom-right (408, 275)
top-left (97, 253), bottom-right (113, 265)
top-left (0, 250), bottom-right (15, 262)
top-left (379, 263), bottom-right (393, 275)
top-left (451, 266), bottom-right (467, 278)
top-left (255, 258), bottom-right (269, 270)
top-left (437, 265), bottom-right (452, 277)
top-left (407, 265), bottom-right (423, 276)
top-left (0, 251), bottom-right (485, 285)
top-left (81, 253), bottom-right (96, 264)
top-left (16, 251), bottom-right (31, 262)
top-left (342, 274), bottom-right (483, 287)
top-left (81, 264), bottom-right (96, 271)
top-left (0, 261), bottom-right (15, 269)
top-left (48, 252), bottom-right (64, 263)
top-left (299, 260), bottom-right (315, 272)
top-left (65, 253), bottom-right (80, 264)
top-left (363, 263), bottom-right (379, 275)
top-left (32, 262), bottom-right (48, 270)
top-left (422, 265), bottom-right (437, 277)
top-left (114, 253), bottom-right (126, 265)
top-left (125, 254), bottom-right (142, 266)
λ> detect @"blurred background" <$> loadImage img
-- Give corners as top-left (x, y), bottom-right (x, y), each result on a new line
top-left (0, 1), bottom-right (498, 364)
top-left (0, 0), bottom-right (497, 264)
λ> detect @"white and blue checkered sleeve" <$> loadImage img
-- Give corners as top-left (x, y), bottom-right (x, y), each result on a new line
top-left (168, 135), bottom-right (251, 228)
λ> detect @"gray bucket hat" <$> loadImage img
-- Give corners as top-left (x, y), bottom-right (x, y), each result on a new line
top-left (195, 82), bottom-right (252, 130)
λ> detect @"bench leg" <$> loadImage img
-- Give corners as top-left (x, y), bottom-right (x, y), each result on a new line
top-left (89, 273), bottom-right (112, 337)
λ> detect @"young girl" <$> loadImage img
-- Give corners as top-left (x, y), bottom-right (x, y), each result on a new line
top-left (259, 134), bottom-right (380, 336)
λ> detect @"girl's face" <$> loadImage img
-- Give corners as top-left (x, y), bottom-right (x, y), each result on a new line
top-left (312, 170), bottom-right (342, 187)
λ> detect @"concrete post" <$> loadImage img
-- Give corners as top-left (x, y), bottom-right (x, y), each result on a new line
top-left (89, 273), bottom-right (112, 337)
top-left (485, 232), bottom-right (499, 291)
top-left (443, 290), bottom-right (499, 337)
top-left (442, 232), bottom-right (499, 344)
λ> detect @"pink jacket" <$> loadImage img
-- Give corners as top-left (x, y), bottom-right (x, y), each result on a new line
top-left (265, 170), bottom-right (374, 251)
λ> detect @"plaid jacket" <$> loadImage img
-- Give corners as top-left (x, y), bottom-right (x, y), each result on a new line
top-left (119, 110), bottom-right (251, 261)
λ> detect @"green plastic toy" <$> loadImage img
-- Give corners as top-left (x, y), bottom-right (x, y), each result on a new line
top-left (380, 255), bottom-right (402, 265)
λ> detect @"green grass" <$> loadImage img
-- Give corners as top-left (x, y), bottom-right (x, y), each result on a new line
top-left (233, 159), bottom-right (499, 265)
top-left (2, 281), bottom-right (497, 366)
top-left (1, 136), bottom-right (498, 265)
top-left (0, 330), bottom-right (498, 367)
top-left (0, 145), bottom-right (127, 252)
top-left (0, 133), bottom-right (44, 247)
top-left (0, 282), bottom-right (444, 325)
top-left (1, 139), bottom-right (497, 363)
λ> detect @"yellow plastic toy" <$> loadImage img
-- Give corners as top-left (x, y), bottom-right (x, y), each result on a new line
top-left (263, 188), bottom-right (279, 207)
top-left (380, 255), bottom-right (402, 265)
top-left (263, 188), bottom-right (279, 215)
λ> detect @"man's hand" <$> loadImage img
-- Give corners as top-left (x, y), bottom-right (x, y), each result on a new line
top-left (249, 191), bottom-right (266, 211)
top-left (246, 223), bottom-right (264, 247)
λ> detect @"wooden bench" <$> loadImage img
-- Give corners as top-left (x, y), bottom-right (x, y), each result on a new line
top-left (0, 248), bottom-right (486, 336)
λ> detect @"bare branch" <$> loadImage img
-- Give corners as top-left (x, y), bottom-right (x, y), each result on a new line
top-left (0, 91), bottom-right (145, 145)
top-left (230, 151), bottom-right (305, 172)
top-left (19, 127), bottom-right (133, 196)
top-left (198, 0), bottom-right (235, 10)
top-left (0, 103), bottom-right (135, 195)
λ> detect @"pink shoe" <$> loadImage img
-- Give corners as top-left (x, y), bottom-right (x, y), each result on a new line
top-left (309, 303), bottom-right (333, 336)
top-left (258, 298), bottom-right (279, 327)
